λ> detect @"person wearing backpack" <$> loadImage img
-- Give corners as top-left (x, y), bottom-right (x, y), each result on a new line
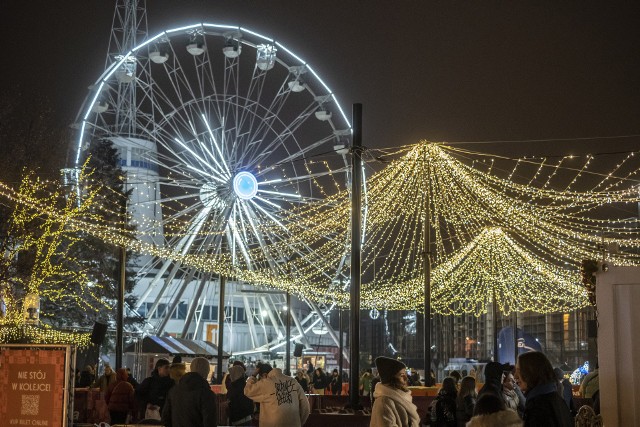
top-left (428, 377), bottom-right (457, 427)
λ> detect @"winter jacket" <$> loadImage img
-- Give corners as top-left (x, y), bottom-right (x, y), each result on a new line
top-left (466, 409), bottom-right (523, 427)
top-left (477, 378), bottom-right (506, 408)
top-left (578, 370), bottom-right (599, 399)
top-left (432, 389), bottom-right (457, 427)
top-left (370, 383), bottom-right (421, 427)
top-left (503, 388), bottom-right (525, 417)
top-left (161, 372), bottom-right (217, 427)
top-left (329, 375), bottom-right (342, 394)
top-left (523, 382), bottom-right (572, 427)
top-left (244, 368), bottom-right (310, 427)
top-left (455, 394), bottom-right (475, 426)
top-left (295, 376), bottom-right (309, 393)
top-left (106, 380), bottom-right (135, 413)
top-left (136, 370), bottom-right (175, 410)
top-left (76, 370), bottom-right (95, 388)
top-left (227, 377), bottom-right (254, 423)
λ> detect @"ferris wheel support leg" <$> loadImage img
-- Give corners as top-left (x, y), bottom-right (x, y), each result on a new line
top-left (146, 261), bottom-right (183, 321)
top-left (291, 304), bottom-right (313, 349)
top-left (307, 300), bottom-right (349, 363)
top-left (155, 268), bottom-right (197, 335)
top-left (261, 296), bottom-right (284, 340)
top-left (181, 274), bottom-right (209, 338)
top-left (242, 295), bottom-right (259, 349)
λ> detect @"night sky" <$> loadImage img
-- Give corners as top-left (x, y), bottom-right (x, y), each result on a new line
top-left (2, 0), bottom-right (640, 158)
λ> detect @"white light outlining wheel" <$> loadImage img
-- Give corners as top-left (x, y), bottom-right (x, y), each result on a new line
top-left (73, 23), bottom-right (352, 351)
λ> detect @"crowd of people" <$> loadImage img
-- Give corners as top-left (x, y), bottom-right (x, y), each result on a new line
top-left (370, 351), bottom-right (588, 427)
top-left (75, 350), bottom-right (598, 427)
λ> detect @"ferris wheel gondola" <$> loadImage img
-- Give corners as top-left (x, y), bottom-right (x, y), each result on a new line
top-left (72, 21), bottom-right (355, 354)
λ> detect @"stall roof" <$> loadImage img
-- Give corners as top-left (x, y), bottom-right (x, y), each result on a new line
top-left (124, 336), bottom-right (230, 359)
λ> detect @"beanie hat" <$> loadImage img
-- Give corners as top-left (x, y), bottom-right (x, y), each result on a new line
top-left (230, 365), bottom-right (245, 382)
top-left (375, 357), bottom-right (406, 384)
top-left (172, 355), bottom-right (182, 364)
top-left (155, 358), bottom-right (170, 369)
top-left (484, 362), bottom-right (509, 381)
top-left (190, 357), bottom-right (210, 379)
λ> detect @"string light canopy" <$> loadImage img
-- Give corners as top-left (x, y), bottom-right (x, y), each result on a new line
top-left (2, 141), bottom-right (640, 312)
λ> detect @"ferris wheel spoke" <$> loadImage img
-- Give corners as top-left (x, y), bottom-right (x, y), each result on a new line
top-left (246, 97), bottom-right (319, 169)
top-left (76, 21), bottom-right (353, 352)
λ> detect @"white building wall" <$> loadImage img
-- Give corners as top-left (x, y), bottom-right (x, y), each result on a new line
top-left (596, 266), bottom-right (640, 427)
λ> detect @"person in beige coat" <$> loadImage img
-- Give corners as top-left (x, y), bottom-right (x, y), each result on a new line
top-left (370, 357), bottom-right (421, 427)
top-left (243, 364), bottom-right (310, 427)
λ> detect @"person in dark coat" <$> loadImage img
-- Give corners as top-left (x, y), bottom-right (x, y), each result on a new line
top-left (311, 368), bottom-right (328, 395)
top-left (329, 369), bottom-right (342, 395)
top-left (553, 367), bottom-right (575, 416)
top-left (136, 359), bottom-right (175, 420)
top-left (162, 357), bottom-right (217, 427)
top-left (126, 367), bottom-right (139, 388)
top-left (295, 370), bottom-right (309, 393)
top-left (430, 376), bottom-right (457, 427)
top-left (476, 361), bottom-right (509, 409)
top-left (456, 376), bottom-right (477, 426)
top-left (516, 352), bottom-right (572, 427)
top-left (76, 365), bottom-right (95, 388)
top-left (227, 365), bottom-right (254, 426)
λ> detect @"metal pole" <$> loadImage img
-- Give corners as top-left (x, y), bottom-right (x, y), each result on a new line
top-left (339, 308), bottom-right (344, 384)
top-left (116, 197), bottom-right (126, 370)
top-left (423, 192), bottom-right (431, 385)
top-left (116, 245), bottom-right (125, 369)
top-left (512, 312), bottom-right (517, 364)
top-left (217, 276), bottom-right (226, 383)
top-left (349, 103), bottom-right (363, 408)
top-left (285, 291), bottom-right (291, 376)
top-left (492, 290), bottom-right (499, 361)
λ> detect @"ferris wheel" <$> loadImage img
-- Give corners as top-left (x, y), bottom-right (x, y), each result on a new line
top-left (72, 15), bottom-right (353, 354)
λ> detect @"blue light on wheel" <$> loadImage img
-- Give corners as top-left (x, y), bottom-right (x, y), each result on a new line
top-left (233, 171), bottom-right (258, 200)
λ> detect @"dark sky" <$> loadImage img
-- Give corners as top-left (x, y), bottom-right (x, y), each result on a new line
top-left (2, 0), bottom-right (640, 158)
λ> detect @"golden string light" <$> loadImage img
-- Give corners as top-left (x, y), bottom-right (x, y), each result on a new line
top-left (1, 142), bottom-right (640, 313)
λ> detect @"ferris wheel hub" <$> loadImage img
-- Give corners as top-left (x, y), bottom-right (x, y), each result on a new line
top-left (233, 171), bottom-right (258, 200)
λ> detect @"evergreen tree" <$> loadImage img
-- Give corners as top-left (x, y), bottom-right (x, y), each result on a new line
top-left (41, 138), bottom-right (142, 330)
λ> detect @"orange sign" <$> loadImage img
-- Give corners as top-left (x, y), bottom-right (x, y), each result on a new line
top-left (0, 347), bottom-right (67, 427)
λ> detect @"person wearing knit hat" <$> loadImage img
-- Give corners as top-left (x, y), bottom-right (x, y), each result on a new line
top-left (227, 365), bottom-right (254, 426)
top-left (136, 358), bottom-right (175, 420)
top-left (477, 361), bottom-right (510, 408)
top-left (161, 357), bottom-right (217, 427)
top-left (170, 355), bottom-right (187, 383)
top-left (370, 357), bottom-right (420, 427)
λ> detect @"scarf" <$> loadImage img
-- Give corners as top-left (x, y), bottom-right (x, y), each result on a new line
top-left (373, 383), bottom-right (421, 425)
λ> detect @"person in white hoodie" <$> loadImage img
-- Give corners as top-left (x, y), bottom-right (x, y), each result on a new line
top-left (370, 357), bottom-right (421, 427)
top-left (243, 363), bottom-right (310, 427)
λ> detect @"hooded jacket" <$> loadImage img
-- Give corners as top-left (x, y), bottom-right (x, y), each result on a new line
top-left (105, 369), bottom-right (135, 414)
top-left (162, 372), bottom-right (217, 427)
top-left (466, 409), bottom-right (523, 427)
top-left (370, 383), bottom-right (421, 427)
top-left (244, 368), bottom-right (310, 427)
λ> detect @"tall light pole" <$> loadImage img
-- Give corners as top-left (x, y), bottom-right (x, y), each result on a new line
top-left (423, 208), bottom-right (431, 384)
top-left (217, 275), bottom-right (226, 383)
top-left (285, 290), bottom-right (291, 376)
top-left (349, 103), bottom-right (363, 408)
